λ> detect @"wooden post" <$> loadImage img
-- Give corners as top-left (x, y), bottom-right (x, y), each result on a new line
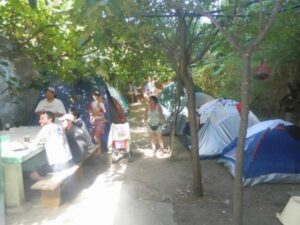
top-left (41, 187), bottom-right (61, 208)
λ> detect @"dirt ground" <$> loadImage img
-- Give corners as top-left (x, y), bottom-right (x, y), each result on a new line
top-left (5, 103), bottom-right (300, 225)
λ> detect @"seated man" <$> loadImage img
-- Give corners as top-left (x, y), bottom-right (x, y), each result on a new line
top-left (70, 108), bottom-right (93, 146)
top-left (28, 111), bottom-right (73, 181)
top-left (60, 113), bottom-right (95, 164)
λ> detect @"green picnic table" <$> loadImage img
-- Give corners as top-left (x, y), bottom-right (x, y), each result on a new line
top-left (1, 126), bottom-right (47, 208)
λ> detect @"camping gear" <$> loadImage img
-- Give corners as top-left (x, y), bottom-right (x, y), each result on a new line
top-left (196, 98), bottom-right (259, 158)
top-left (219, 119), bottom-right (300, 186)
top-left (277, 196), bottom-right (300, 225)
top-left (107, 122), bottom-right (131, 163)
top-left (158, 81), bottom-right (213, 135)
top-left (253, 62), bottom-right (272, 80)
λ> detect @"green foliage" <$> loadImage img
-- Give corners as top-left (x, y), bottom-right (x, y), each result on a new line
top-left (0, 0), bottom-right (87, 85)
top-left (0, 0), bottom-right (299, 122)
top-left (68, 0), bottom-right (173, 91)
top-left (193, 1), bottom-right (300, 119)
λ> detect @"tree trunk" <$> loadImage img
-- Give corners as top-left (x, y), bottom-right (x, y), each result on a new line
top-left (169, 80), bottom-right (184, 157)
top-left (197, 1), bottom-right (282, 223)
top-left (179, 14), bottom-right (203, 197)
top-left (233, 53), bottom-right (252, 225)
top-left (184, 74), bottom-right (203, 197)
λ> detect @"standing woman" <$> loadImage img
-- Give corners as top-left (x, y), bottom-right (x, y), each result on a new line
top-left (144, 95), bottom-right (165, 154)
top-left (88, 91), bottom-right (106, 156)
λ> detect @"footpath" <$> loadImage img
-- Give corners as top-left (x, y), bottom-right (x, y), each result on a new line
top-left (6, 102), bottom-right (299, 225)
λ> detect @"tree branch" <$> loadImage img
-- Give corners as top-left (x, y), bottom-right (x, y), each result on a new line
top-left (190, 28), bottom-right (219, 65)
top-left (0, 24), bottom-right (58, 56)
top-left (250, 0), bottom-right (283, 52)
top-left (148, 34), bottom-right (179, 73)
top-left (140, 0), bottom-right (277, 19)
top-left (76, 47), bottom-right (101, 57)
top-left (198, 6), bottom-right (243, 54)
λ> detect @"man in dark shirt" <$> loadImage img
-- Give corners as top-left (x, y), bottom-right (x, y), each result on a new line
top-left (60, 114), bottom-right (94, 164)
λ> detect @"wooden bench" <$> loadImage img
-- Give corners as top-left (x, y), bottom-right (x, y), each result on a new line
top-left (31, 145), bottom-right (99, 208)
top-left (31, 165), bottom-right (80, 208)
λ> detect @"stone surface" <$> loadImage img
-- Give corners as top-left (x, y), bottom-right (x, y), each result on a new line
top-left (0, 38), bottom-right (39, 127)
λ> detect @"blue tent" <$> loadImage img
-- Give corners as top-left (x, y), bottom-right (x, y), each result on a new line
top-left (30, 77), bottom-right (128, 148)
top-left (219, 119), bottom-right (300, 186)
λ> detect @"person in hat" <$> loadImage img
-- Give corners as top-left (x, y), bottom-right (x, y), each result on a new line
top-left (60, 113), bottom-right (94, 164)
top-left (27, 111), bottom-right (73, 181)
top-left (70, 108), bottom-right (93, 146)
top-left (34, 87), bottom-right (66, 121)
top-left (88, 91), bottom-right (106, 156)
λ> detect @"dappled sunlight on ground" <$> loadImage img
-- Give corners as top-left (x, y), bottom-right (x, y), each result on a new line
top-left (6, 102), bottom-right (180, 225)
top-left (62, 163), bottom-right (127, 225)
top-left (141, 148), bottom-right (156, 158)
top-left (129, 127), bottom-right (148, 134)
top-left (7, 156), bottom-right (129, 225)
top-left (7, 101), bottom-right (300, 225)
top-left (135, 147), bottom-right (172, 159)
top-left (44, 162), bottom-right (127, 225)
top-left (155, 151), bottom-right (172, 159)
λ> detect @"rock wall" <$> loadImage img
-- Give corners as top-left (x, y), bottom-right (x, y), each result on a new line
top-left (0, 40), bottom-right (39, 127)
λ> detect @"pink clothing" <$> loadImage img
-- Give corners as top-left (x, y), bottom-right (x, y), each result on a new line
top-left (92, 120), bottom-right (105, 137)
top-left (88, 100), bottom-right (106, 140)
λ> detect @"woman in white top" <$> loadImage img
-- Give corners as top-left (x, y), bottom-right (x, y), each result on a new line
top-left (144, 95), bottom-right (165, 154)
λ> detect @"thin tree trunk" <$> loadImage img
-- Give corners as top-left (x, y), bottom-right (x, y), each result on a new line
top-left (169, 79), bottom-right (184, 157)
top-left (233, 53), bottom-right (251, 225)
top-left (199, 1), bottom-right (282, 222)
top-left (179, 14), bottom-right (203, 197)
top-left (184, 75), bottom-right (202, 196)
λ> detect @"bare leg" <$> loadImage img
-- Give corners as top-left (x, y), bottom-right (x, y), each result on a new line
top-left (96, 140), bottom-right (103, 155)
top-left (157, 132), bottom-right (164, 152)
top-left (30, 171), bottom-right (43, 181)
top-left (92, 121), bottom-right (103, 156)
top-left (93, 135), bottom-right (102, 156)
top-left (149, 132), bottom-right (156, 151)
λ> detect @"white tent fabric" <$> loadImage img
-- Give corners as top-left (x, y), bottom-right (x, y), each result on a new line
top-left (161, 106), bottom-right (188, 136)
top-left (246, 119), bottom-right (292, 138)
top-left (197, 98), bottom-right (260, 158)
top-left (195, 92), bottom-right (215, 109)
top-left (160, 89), bottom-right (214, 136)
top-left (176, 92), bottom-right (215, 135)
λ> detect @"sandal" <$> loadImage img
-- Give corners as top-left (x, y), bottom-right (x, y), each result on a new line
top-left (158, 149), bottom-right (164, 156)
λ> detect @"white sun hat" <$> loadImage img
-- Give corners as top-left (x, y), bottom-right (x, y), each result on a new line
top-left (58, 113), bottom-right (75, 122)
top-left (276, 196), bottom-right (300, 225)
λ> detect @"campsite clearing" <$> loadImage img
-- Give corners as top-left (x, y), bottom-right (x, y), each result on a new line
top-left (5, 103), bottom-right (300, 225)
